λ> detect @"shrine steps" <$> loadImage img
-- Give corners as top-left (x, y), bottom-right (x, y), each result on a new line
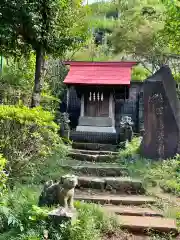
top-left (72, 142), bottom-right (118, 152)
top-left (116, 216), bottom-right (177, 234)
top-left (74, 191), bottom-right (156, 205)
top-left (71, 148), bottom-right (119, 156)
top-left (61, 163), bottom-right (128, 177)
top-left (102, 205), bottom-right (163, 217)
top-left (74, 191), bottom-right (177, 234)
top-left (69, 151), bottom-right (117, 162)
top-left (64, 147), bottom-right (178, 235)
top-left (77, 176), bottom-right (145, 194)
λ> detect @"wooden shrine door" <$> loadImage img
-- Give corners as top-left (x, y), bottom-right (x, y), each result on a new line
top-left (84, 91), bottom-right (109, 117)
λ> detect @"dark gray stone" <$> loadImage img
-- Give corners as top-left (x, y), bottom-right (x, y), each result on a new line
top-left (78, 116), bottom-right (113, 127)
top-left (48, 207), bottom-right (77, 225)
top-left (72, 142), bottom-right (118, 151)
top-left (70, 131), bottom-right (117, 144)
top-left (140, 66), bottom-right (180, 159)
top-left (76, 176), bottom-right (145, 194)
top-left (69, 152), bottom-right (116, 162)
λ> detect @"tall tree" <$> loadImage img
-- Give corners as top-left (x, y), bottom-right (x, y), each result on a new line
top-left (110, 0), bottom-right (169, 72)
top-left (0, 0), bottom-right (88, 107)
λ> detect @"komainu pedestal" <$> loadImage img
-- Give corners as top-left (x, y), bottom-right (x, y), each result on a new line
top-left (48, 207), bottom-right (77, 225)
top-left (140, 66), bottom-right (180, 159)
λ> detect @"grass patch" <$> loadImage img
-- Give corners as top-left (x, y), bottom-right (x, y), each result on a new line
top-left (118, 137), bottom-right (180, 231)
top-left (118, 137), bottom-right (180, 197)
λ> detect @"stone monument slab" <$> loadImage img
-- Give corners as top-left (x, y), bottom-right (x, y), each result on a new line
top-left (140, 66), bottom-right (180, 159)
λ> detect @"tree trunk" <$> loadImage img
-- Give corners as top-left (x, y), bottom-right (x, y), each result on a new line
top-left (31, 47), bottom-right (45, 108)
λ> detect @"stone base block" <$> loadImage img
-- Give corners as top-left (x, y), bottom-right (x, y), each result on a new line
top-left (76, 126), bottom-right (116, 133)
top-left (72, 142), bottom-right (118, 151)
top-left (70, 131), bottom-right (117, 144)
top-left (48, 207), bottom-right (77, 225)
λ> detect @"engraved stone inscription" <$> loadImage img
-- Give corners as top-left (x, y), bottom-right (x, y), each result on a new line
top-left (148, 93), bottom-right (164, 158)
top-left (141, 66), bottom-right (180, 159)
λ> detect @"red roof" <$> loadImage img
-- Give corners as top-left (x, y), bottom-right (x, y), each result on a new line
top-left (63, 61), bottom-right (137, 85)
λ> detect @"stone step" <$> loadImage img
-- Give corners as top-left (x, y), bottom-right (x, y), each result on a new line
top-left (72, 142), bottom-right (118, 151)
top-left (77, 176), bottom-right (145, 194)
top-left (103, 205), bottom-right (163, 217)
top-left (72, 149), bottom-right (119, 156)
top-left (117, 215), bottom-right (177, 234)
top-left (61, 160), bottom-right (128, 177)
top-left (74, 192), bottom-right (156, 205)
top-left (69, 152), bottom-right (117, 162)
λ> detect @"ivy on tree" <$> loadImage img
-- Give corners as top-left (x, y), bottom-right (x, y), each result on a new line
top-left (0, 0), bottom-right (88, 107)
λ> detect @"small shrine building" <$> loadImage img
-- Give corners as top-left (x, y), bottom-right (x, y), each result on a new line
top-left (63, 61), bottom-right (138, 144)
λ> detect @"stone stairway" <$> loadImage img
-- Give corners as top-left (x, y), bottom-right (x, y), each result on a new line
top-left (62, 143), bottom-right (178, 236)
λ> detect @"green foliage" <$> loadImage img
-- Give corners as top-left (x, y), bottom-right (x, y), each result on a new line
top-left (110, 0), bottom-right (171, 71)
top-left (119, 137), bottom-right (141, 159)
top-left (0, 185), bottom-right (47, 235)
top-left (118, 137), bottom-right (180, 196)
top-left (0, 0), bottom-right (89, 107)
top-left (0, 0), bottom-right (88, 57)
top-left (40, 59), bottom-right (68, 113)
top-left (0, 185), bottom-right (121, 240)
top-left (0, 56), bottom-right (67, 113)
top-left (0, 155), bottom-right (7, 197)
top-left (131, 65), bottom-right (151, 81)
top-left (89, 2), bottom-right (118, 17)
top-left (45, 60), bottom-right (68, 99)
top-left (0, 105), bottom-right (66, 183)
top-left (0, 55), bottom-right (35, 105)
top-left (26, 152), bottom-right (69, 185)
top-left (89, 17), bottom-right (120, 32)
top-left (1, 55), bottom-right (35, 89)
top-left (71, 41), bottom-right (113, 61)
top-left (0, 205), bottom-right (23, 233)
top-left (66, 201), bottom-right (119, 240)
top-left (164, 0), bottom-right (180, 53)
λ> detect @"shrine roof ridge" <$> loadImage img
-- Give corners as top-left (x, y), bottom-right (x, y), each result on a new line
top-left (64, 61), bottom-right (138, 67)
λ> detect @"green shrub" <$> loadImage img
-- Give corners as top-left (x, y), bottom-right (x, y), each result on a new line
top-left (118, 137), bottom-right (141, 160)
top-left (67, 201), bottom-right (119, 240)
top-left (29, 152), bottom-right (70, 185)
top-left (0, 56), bottom-right (35, 106)
top-left (118, 137), bottom-right (180, 196)
top-left (131, 65), bottom-right (151, 81)
top-left (0, 205), bottom-right (23, 233)
top-left (0, 154), bottom-right (7, 196)
top-left (0, 105), bottom-right (67, 184)
top-left (0, 185), bottom-right (48, 236)
top-left (161, 179), bottom-right (180, 195)
top-left (0, 57), bottom-right (66, 113)
top-left (0, 185), bottom-right (122, 240)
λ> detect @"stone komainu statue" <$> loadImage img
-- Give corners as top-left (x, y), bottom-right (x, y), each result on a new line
top-left (58, 112), bottom-right (70, 138)
top-left (120, 116), bottom-right (134, 142)
top-left (38, 175), bottom-right (78, 209)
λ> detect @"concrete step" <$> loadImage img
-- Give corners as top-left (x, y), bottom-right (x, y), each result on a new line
top-left (72, 142), bottom-right (118, 151)
top-left (72, 149), bottom-right (119, 156)
top-left (61, 160), bottom-right (128, 177)
top-left (74, 192), bottom-right (156, 205)
top-left (117, 215), bottom-right (177, 234)
top-left (77, 176), bottom-right (145, 194)
top-left (103, 205), bottom-right (163, 217)
top-left (69, 152), bottom-right (117, 162)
